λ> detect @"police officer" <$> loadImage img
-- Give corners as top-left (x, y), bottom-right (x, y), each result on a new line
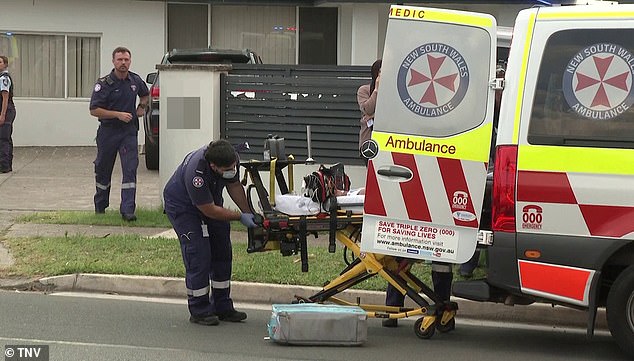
top-left (89, 46), bottom-right (149, 221)
top-left (0, 55), bottom-right (16, 174)
top-left (163, 139), bottom-right (257, 326)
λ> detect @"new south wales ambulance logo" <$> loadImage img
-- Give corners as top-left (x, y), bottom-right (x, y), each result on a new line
top-left (563, 43), bottom-right (634, 120)
top-left (397, 43), bottom-right (469, 117)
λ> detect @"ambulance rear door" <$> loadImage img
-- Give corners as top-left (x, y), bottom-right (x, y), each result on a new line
top-left (361, 5), bottom-right (497, 263)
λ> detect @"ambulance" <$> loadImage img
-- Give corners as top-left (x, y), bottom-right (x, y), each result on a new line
top-left (361, 3), bottom-right (634, 357)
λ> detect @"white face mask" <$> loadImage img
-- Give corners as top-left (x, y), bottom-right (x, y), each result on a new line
top-left (221, 168), bottom-right (236, 179)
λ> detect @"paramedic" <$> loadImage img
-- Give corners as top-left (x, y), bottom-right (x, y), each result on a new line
top-left (357, 59), bottom-right (381, 166)
top-left (0, 55), bottom-right (15, 173)
top-left (89, 46), bottom-right (149, 221)
top-left (163, 139), bottom-right (258, 326)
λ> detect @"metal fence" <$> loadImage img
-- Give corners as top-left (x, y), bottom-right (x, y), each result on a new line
top-left (220, 64), bottom-right (371, 165)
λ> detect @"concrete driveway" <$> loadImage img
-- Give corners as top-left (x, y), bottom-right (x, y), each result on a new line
top-left (0, 146), bottom-right (161, 212)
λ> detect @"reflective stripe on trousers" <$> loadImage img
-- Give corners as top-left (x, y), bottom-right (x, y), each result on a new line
top-left (93, 125), bottom-right (138, 214)
top-left (165, 211), bottom-right (234, 316)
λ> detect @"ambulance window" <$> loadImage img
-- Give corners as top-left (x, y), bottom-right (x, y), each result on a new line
top-left (528, 29), bottom-right (634, 149)
top-left (375, 23), bottom-right (492, 137)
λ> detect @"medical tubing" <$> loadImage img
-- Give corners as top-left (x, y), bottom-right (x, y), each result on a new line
top-left (344, 226), bottom-right (362, 265)
top-left (343, 246), bottom-right (352, 266)
top-left (246, 183), bottom-right (258, 215)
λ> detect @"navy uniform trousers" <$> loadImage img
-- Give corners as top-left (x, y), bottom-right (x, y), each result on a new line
top-left (0, 108), bottom-right (15, 171)
top-left (93, 124), bottom-right (138, 214)
top-left (386, 261), bottom-right (453, 307)
top-left (166, 211), bottom-right (234, 317)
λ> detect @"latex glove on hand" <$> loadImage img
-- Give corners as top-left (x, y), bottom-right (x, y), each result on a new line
top-left (240, 212), bottom-right (258, 228)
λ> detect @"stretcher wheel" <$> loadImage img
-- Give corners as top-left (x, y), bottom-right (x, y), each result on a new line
top-left (436, 317), bottom-right (455, 333)
top-left (414, 316), bottom-right (436, 339)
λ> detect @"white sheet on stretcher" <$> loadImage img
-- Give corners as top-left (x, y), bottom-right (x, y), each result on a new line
top-left (273, 190), bottom-right (364, 215)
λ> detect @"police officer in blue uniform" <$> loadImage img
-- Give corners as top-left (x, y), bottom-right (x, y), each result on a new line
top-left (163, 139), bottom-right (257, 326)
top-left (0, 55), bottom-right (16, 174)
top-left (89, 46), bottom-right (149, 221)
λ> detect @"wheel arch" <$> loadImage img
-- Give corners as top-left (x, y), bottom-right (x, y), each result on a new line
top-left (596, 241), bottom-right (634, 307)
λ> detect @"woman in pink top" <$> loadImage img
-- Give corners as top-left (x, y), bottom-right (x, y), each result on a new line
top-left (356, 59), bottom-right (381, 165)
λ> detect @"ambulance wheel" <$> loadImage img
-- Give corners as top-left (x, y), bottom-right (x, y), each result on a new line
top-left (436, 317), bottom-right (456, 333)
top-left (414, 317), bottom-right (436, 339)
top-left (606, 265), bottom-right (634, 358)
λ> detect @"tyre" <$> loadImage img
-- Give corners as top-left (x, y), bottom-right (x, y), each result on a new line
top-left (606, 265), bottom-right (634, 358)
top-left (144, 136), bottom-right (159, 170)
top-left (436, 316), bottom-right (455, 333)
top-left (414, 316), bottom-right (435, 339)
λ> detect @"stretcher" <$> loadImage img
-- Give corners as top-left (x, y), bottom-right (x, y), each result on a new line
top-left (240, 158), bottom-right (458, 339)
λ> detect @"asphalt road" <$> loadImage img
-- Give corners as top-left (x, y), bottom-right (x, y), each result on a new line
top-left (0, 291), bottom-right (628, 361)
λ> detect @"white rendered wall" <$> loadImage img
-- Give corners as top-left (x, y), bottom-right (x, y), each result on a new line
top-left (0, 0), bottom-right (165, 146)
top-left (350, 4), bottom-right (380, 65)
top-left (158, 67), bottom-right (225, 199)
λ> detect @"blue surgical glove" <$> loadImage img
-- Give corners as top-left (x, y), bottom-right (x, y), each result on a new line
top-left (240, 212), bottom-right (257, 228)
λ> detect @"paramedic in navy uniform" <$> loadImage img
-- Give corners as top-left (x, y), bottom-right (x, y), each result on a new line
top-left (0, 55), bottom-right (16, 173)
top-left (163, 139), bottom-right (257, 326)
top-left (89, 46), bottom-right (149, 221)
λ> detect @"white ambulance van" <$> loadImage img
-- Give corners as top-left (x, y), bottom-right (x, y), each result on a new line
top-left (361, 3), bottom-right (634, 357)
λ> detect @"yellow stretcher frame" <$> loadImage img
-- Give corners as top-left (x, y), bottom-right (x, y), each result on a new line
top-left (240, 158), bottom-right (458, 339)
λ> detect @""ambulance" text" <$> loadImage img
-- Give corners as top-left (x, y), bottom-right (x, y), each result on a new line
top-left (385, 135), bottom-right (456, 155)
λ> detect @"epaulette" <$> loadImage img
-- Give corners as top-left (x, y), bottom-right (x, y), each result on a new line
top-left (98, 76), bottom-right (114, 85)
top-left (196, 158), bottom-right (208, 174)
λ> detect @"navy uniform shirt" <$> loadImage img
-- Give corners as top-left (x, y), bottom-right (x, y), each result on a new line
top-left (163, 146), bottom-right (240, 216)
top-left (0, 71), bottom-right (14, 110)
top-left (89, 70), bottom-right (149, 126)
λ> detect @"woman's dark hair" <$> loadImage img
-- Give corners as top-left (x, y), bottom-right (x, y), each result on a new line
top-left (204, 139), bottom-right (237, 167)
top-left (369, 59), bottom-right (382, 94)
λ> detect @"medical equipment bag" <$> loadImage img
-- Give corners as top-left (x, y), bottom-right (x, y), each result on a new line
top-left (267, 303), bottom-right (367, 346)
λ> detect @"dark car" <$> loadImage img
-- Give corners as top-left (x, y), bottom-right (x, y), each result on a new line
top-left (143, 48), bottom-right (262, 170)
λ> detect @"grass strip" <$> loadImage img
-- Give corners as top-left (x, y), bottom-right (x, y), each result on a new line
top-left (15, 209), bottom-right (248, 231)
top-left (16, 208), bottom-right (172, 228)
top-left (0, 233), bottom-right (483, 290)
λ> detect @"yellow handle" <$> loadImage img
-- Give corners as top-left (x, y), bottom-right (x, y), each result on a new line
top-left (269, 158), bottom-right (277, 206)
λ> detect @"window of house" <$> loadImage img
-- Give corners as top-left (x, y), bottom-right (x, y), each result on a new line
top-left (528, 29), bottom-right (634, 149)
top-left (168, 3), bottom-right (208, 50)
top-left (211, 5), bottom-right (296, 64)
top-left (0, 33), bottom-right (100, 98)
top-left (299, 7), bottom-right (337, 65)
